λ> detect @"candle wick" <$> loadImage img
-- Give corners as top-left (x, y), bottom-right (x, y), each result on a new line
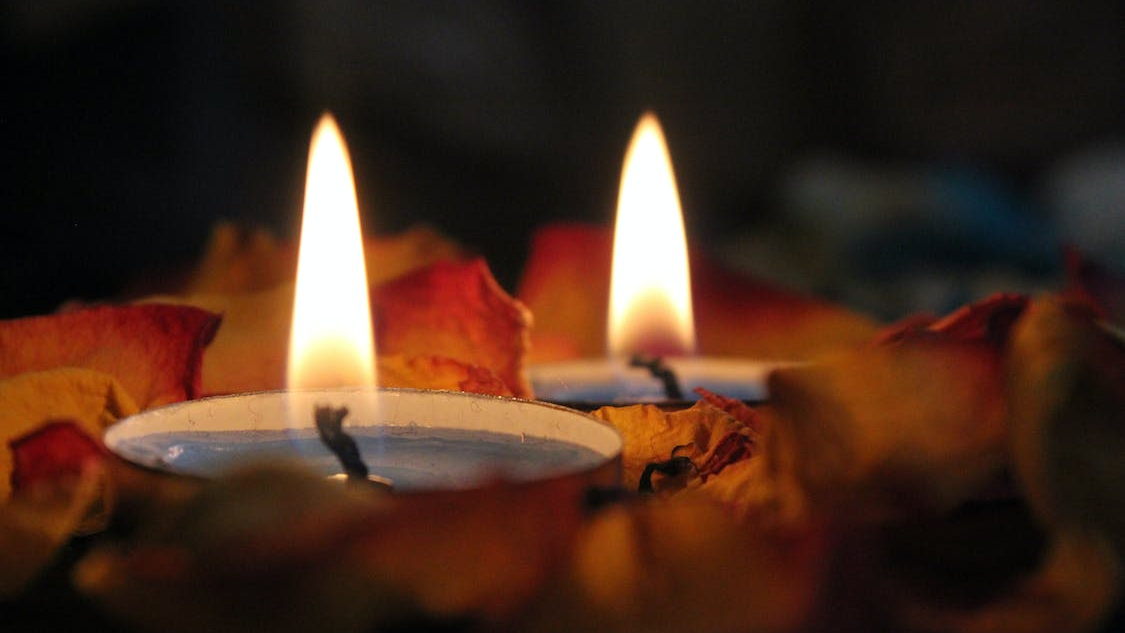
top-left (314, 405), bottom-right (369, 482)
top-left (629, 354), bottom-right (684, 400)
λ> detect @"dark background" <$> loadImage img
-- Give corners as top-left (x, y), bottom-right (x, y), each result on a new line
top-left (2, 0), bottom-right (1123, 319)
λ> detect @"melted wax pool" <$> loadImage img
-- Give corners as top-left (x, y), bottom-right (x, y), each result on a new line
top-left (116, 426), bottom-right (606, 492)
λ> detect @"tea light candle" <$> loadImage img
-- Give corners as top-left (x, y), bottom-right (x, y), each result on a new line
top-left (105, 388), bottom-right (621, 491)
top-left (106, 113), bottom-right (621, 489)
top-left (529, 357), bottom-right (777, 404)
top-left (530, 113), bottom-right (784, 405)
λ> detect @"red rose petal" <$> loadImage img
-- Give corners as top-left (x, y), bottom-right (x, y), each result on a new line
top-left (518, 223), bottom-right (878, 363)
top-left (9, 420), bottom-right (107, 493)
top-left (375, 258), bottom-right (532, 397)
top-left (0, 304), bottom-right (220, 407)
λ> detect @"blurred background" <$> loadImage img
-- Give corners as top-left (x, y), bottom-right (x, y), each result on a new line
top-left (2, 0), bottom-right (1123, 319)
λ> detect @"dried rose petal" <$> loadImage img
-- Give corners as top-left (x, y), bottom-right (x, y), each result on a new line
top-left (157, 259), bottom-right (530, 397)
top-left (148, 285), bottom-right (294, 395)
top-left (1, 389), bottom-right (123, 596)
top-left (593, 401), bottom-right (754, 492)
top-left (1007, 295), bottom-right (1125, 555)
top-left (0, 368), bottom-right (138, 501)
top-left (518, 223), bottom-right (877, 363)
top-left (694, 386), bottom-right (762, 433)
top-left (76, 465), bottom-right (588, 632)
top-left (693, 250), bottom-right (879, 360)
top-left (874, 293), bottom-right (1029, 348)
top-left (1, 457), bottom-right (106, 597)
top-left (378, 354), bottom-right (513, 397)
top-left (9, 420), bottom-right (107, 493)
top-left (375, 258), bottom-right (532, 398)
top-left (763, 339), bottom-right (1007, 522)
top-left (520, 495), bottom-right (827, 633)
top-left (0, 304), bottom-right (219, 407)
top-left (174, 222), bottom-right (465, 296)
top-left (518, 224), bottom-right (612, 363)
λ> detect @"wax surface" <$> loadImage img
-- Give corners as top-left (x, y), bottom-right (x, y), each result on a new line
top-left (115, 426), bottom-right (606, 491)
top-left (529, 357), bottom-right (780, 403)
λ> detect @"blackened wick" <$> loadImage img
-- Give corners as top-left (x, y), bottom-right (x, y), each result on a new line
top-left (629, 354), bottom-right (685, 400)
top-left (314, 405), bottom-right (370, 482)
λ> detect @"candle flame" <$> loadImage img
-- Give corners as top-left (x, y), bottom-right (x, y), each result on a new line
top-left (287, 113), bottom-right (377, 389)
top-left (608, 112), bottom-right (695, 357)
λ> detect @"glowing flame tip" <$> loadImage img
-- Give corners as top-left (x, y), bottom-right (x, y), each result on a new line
top-left (287, 113), bottom-right (377, 390)
top-left (608, 113), bottom-right (696, 358)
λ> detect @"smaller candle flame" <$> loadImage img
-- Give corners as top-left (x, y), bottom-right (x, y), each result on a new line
top-left (288, 113), bottom-right (377, 389)
top-left (607, 112), bottom-right (696, 357)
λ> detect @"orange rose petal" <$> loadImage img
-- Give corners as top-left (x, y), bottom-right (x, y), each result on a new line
top-left (1007, 295), bottom-right (1125, 550)
top-left (351, 477), bottom-right (588, 621)
top-left (1, 456), bottom-right (107, 598)
top-left (179, 222), bottom-right (292, 295)
top-left (0, 304), bottom-right (220, 407)
top-left (874, 293), bottom-right (1029, 347)
top-left (593, 401), bottom-right (754, 492)
top-left (0, 368), bottom-right (138, 501)
top-left (164, 260), bottom-right (530, 397)
top-left (149, 285), bottom-right (294, 395)
top-left (692, 250), bottom-right (879, 360)
top-left (375, 258), bottom-right (532, 398)
top-left (693, 456), bottom-right (778, 522)
top-left (363, 225), bottom-right (467, 287)
top-left (524, 495), bottom-right (828, 633)
top-left (377, 355), bottom-right (514, 397)
top-left (690, 388), bottom-right (763, 480)
top-left (518, 223), bottom-right (878, 363)
top-left (76, 465), bottom-right (588, 630)
top-left (518, 224), bottom-right (611, 362)
top-left (763, 339), bottom-right (1007, 522)
top-left (872, 312), bottom-right (940, 344)
top-left (693, 386), bottom-right (762, 432)
top-left (179, 222), bottom-right (465, 296)
top-left (0, 374), bottom-right (136, 566)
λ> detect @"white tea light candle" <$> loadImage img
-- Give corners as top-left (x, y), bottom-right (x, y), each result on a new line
top-left (529, 112), bottom-right (788, 404)
top-left (106, 388), bottom-right (621, 491)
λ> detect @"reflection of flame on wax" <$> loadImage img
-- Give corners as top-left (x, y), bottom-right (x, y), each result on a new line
top-left (288, 113), bottom-right (377, 390)
top-left (608, 112), bottom-right (696, 358)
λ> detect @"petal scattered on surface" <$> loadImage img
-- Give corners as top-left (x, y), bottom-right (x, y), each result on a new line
top-left (0, 368), bottom-right (138, 500)
top-left (0, 304), bottom-right (219, 407)
top-left (762, 339), bottom-right (1008, 522)
top-left (375, 259), bottom-right (532, 398)
top-left (1, 457), bottom-right (106, 598)
top-left (378, 354), bottom-right (513, 396)
top-left (1003, 296), bottom-right (1125, 631)
top-left (518, 223), bottom-right (879, 363)
top-left (10, 420), bottom-right (108, 493)
top-left (157, 259), bottom-right (530, 397)
top-left (521, 495), bottom-right (828, 633)
top-left (873, 293), bottom-right (1029, 347)
top-left (75, 464), bottom-right (588, 633)
top-left (177, 222), bottom-right (465, 296)
top-left (593, 401), bottom-right (754, 493)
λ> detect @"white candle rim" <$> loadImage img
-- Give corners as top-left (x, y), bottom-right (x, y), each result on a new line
top-left (106, 387), bottom-right (623, 476)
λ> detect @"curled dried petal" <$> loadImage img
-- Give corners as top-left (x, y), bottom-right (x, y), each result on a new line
top-left (0, 304), bottom-right (219, 407)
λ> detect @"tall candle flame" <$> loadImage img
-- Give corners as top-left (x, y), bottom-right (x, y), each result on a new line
top-left (287, 113), bottom-right (377, 389)
top-left (607, 112), bottom-right (696, 357)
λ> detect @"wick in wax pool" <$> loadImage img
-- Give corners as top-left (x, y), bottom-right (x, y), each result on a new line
top-left (628, 354), bottom-right (685, 400)
top-left (314, 404), bottom-right (372, 483)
